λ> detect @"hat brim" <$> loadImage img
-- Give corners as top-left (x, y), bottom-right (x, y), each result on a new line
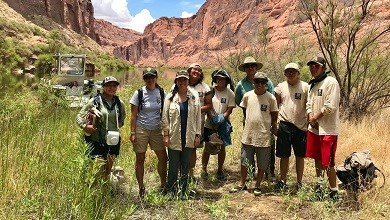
top-left (143, 73), bottom-right (157, 77)
top-left (175, 75), bottom-right (189, 79)
top-left (102, 81), bottom-right (120, 86)
top-left (238, 62), bottom-right (263, 72)
top-left (307, 61), bottom-right (323, 66)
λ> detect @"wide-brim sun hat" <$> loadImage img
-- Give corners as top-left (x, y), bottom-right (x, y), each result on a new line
top-left (101, 76), bottom-right (120, 86)
top-left (238, 56), bottom-right (263, 72)
top-left (284, 63), bottom-right (300, 72)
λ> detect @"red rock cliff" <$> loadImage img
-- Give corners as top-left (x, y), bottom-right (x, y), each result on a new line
top-left (3, 0), bottom-right (96, 40)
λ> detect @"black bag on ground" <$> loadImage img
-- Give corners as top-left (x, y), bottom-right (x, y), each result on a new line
top-left (336, 150), bottom-right (385, 192)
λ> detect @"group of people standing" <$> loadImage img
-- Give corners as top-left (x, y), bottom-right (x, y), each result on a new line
top-left (76, 55), bottom-right (341, 200)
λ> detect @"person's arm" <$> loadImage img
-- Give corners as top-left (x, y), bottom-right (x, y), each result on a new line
top-left (130, 104), bottom-right (138, 144)
top-left (194, 100), bottom-right (202, 147)
top-left (76, 98), bottom-right (96, 134)
top-left (161, 96), bottom-right (171, 147)
top-left (270, 111), bottom-right (279, 136)
top-left (202, 92), bottom-right (213, 113)
top-left (223, 106), bottom-right (234, 119)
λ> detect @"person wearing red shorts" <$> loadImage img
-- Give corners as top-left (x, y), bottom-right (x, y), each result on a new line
top-left (306, 56), bottom-right (340, 200)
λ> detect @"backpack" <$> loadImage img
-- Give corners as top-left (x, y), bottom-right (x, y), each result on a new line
top-left (336, 150), bottom-right (385, 192)
top-left (137, 86), bottom-right (165, 114)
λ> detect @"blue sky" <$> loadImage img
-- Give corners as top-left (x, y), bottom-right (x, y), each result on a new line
top-left (91, 0), bottom-right (205, 33)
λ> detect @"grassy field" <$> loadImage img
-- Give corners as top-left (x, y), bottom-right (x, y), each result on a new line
top-left (0, 73), bottom-right (388, 220)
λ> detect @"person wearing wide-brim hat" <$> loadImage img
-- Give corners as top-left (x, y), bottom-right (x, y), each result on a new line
top-left (273, 63), bottom-right (309, 192)
top-left (234, 56), bottom-right (277, 179)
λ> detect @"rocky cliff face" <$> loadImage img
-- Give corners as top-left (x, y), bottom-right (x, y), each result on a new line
top-left (3, 0), bottom-right (96, 40)
top-left (113, 0), bottom-right (313, 66)
top-left (94, 19), bottom-right (142, 54)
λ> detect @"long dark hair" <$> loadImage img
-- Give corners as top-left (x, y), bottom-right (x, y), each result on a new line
top-left (211, 69), bottom-right (235, 91)
top-left (169, 84), bottom-right (178, 101)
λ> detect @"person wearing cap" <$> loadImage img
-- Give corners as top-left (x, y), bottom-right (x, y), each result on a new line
top-left (76, 76), bottom-right (126, 179)
top-left (201, 69), bottom-right (236, 181)
top-left (305, 56), bottom-right (340, 200)
top-left (129, 68), bottom-right (167, 197)
top-left (187, 63), bottom-right (213, 182)
top-left (273, 63), bottom-right (309, 192)
top-left (161, 70), bottom-right (201, 197)
top-left (235, 56), bottom-right (276, 179)
top-left (230, 72), bottom-right (278, 196)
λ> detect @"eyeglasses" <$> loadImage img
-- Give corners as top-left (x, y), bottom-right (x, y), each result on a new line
top-left (253, 79), bottom-right (267, 84)
top-left (244, 64), bottom-right (257, 69)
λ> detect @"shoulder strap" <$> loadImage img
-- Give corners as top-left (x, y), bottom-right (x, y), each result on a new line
top-left (159, 86), bottom-right (165, 113)
top-left (137, 88), bottom-right (143, 112)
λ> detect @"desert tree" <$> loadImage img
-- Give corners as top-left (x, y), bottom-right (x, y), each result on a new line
top-left (300, 0), bottom-right (390, 120)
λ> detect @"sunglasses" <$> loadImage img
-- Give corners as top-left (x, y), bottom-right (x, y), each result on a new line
top-left (309, 64), bottom-right (322, 69)
top-left (244, 64), bottom-right (257, 68)
top-left (143, 75), bottom-right (156, 80)
top-left (253, 79), bottom-right (267, 84)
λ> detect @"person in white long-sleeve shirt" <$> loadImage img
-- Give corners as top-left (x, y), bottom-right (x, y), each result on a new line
top-left (305, 56), bottom-right (340, 201)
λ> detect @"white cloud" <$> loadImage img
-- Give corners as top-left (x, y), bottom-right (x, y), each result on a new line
top-left (181, 11), bottom-right (194, 18)
top-left (91, 0), bottom-right (155, 33)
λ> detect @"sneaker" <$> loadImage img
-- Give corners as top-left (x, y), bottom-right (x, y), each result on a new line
top-left (229, 185), bottom-right (248, 193)
top-left (201, 170), bottom-right (209, 180)
top-left (329, 190), bottom-right (339, 202)
top-left (253, 187), bottom-right (262, 196)
top-left (216, 171), bottom-right (226, 181)
top-left (139, 186), bottom-right (146, 198)
top-left (274, 180), bottom-right (287, 191)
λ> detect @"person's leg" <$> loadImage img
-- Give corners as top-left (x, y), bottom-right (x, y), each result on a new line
top-left (295, 156), bottom-right (304, 184)
top-left (255, 147), bottom-right (271, 188)
top-left (320, 135), bottom-right (338, 189)
top-left (202, 149), bottom-right (210, 174)
top-left (269, 136), bottom-right (276, 177)
top-left (217, 147), bottom-right (226, 173)
top-left (135, 152), bottom-right (146, 189)
top-left (189, 148), bottom-right (196, 179)
top-left (240, 144), bottom-right (254, 186)
top-left (279, 157), bottom-right (289, 182)
top-left (180, 147), bottom-right (192, 195)
top-left (327, 167), bottom-right (337, 188)
top-left (167, 148), bottom-right (180, 193)
top-left (154, 150), bottom-right (167, 188)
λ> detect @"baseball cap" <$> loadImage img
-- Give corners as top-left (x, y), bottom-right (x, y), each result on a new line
top-left (307, 56), bottom-right (326, 67)
top-left (143, 67), bottom-right (157, 77)
top-left (284, 63), bottom-right (300, 71)
top-left (101, 76), bottom-right (119, 86)
top-left (175, 70), bottom-right (189, 79)
top-left (254, 72), bottom-right (268, 81)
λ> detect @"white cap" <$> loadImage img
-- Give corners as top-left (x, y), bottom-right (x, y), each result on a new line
top-left (284, 63), bottom-right (299, 71)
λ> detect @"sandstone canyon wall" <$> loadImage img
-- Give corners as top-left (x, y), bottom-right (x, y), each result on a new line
top-left (3, 0), bottom-right (96, 40)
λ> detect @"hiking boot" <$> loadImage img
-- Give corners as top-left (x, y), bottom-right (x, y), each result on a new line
top-left (314, 183), bottom-right (325, 200)
top-left (201, 170), bottom-right (209, 180)
top-left (295, 182), bottom-right (303, 191)
top-left (253, 187), bottom-right (262, 196)
top-left (329, 190), bottom-right (339, 202)
top-left (188, 176), bottom-right (197, 184)
top-left (229, 184), bottom-right (248, 193)
top-left (139, 186), bottom-right (146, 198)
top-left (274, 180), bottom-right (287, 192)
top-left (216, 171), bottom-right (226, 181)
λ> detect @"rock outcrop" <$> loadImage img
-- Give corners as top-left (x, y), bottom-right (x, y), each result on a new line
top-left (3, 0), bottom-right (96, 40)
